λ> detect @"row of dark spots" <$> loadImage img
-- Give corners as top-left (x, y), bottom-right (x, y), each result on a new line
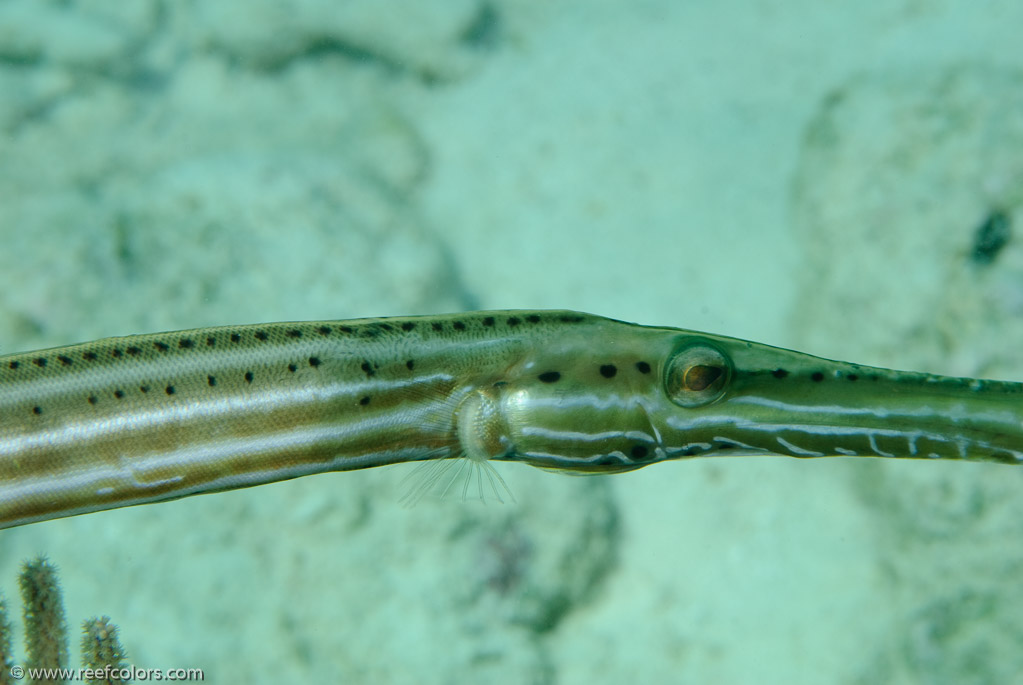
top-left (810, 370), bottom-right (866, 382)
top-left (82, 382), bottom-right (172, 409)
top-left (22, 334), bottom-right (333, 415)
top-left (18, 313), bottom-right (579, 409)
top-left (152, 327), bottom-right (325, 352)
top-left (71, 354), bottom-right (329, 413)
top-left (435, 312), bottom-right (567, 332)
top-left (213, 322), bottom-right (416, 343)
top-left (8, 344), bottom-right (137, 370)
top-left (9, 313), bottom-right (583, 371)
top-left (60, 335), bottom-right (229, 361)
top-left (538, 361), bottom-right (653, 384)
top-left (770, 368), bottom-right (869, 383)
top-left (487, 313), bottom-right (578, 329)
top-left (189, 326), bottom-right (400, 345)
top-left (25, 350), bottom-right (402, 419)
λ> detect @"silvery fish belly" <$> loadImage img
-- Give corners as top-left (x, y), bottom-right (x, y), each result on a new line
top-left (1, 310), bottom-right (1021, 529)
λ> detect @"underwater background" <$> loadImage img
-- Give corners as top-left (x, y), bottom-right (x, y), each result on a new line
top-left (1, 1), bottom-right (1023, 683)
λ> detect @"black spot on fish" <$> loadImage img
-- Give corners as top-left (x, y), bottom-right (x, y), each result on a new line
top-left (526, 314), bottom-right (541, 324)
top-left (401, 321), bottom-right (416, 332)
top-left (636, 361), bottom-right (651, 374)
top-left (255, 331), bottom-right (268, 341)
top-left (287, 329), bottom-right (302, 338)
top-left (57, 355), bottom-right (72, 366)
top-left (361, 360), bottom-right (376, 377)
top-left (288, 364), bottom-right (297, 373)
top-left (847, 374), bottom-right (858, 381)
top-left (208, 375), bottom-right (216, 387)
top-left (140, 385), bottom-right (149, 393)
top-left (165, 385), bottom-right (175, 395)
top-left (987, 450), bottom-right (1022, 465)
top-left (360, 395), bottom-right (371, 406)
top-left (113, 389), bottom-right (124, 399)
top-left (453, 320), bottom-right (466, 331)
top-left (126, 346), bottom-right (141, 356)
top-left (111, 348), bottom-right (123, 358)
top-left (87, 395), bottom-right (97, 405)
top-left (340, 326), bottom-right (354, 334)
top-left (83, 351), bottom-right (98, 361)
top-left (317, 326), bottom-right (332, 336)
top-left (631, 445), bottom-right (650, 460)
top-left (432, 322), bottom-right (443, 332)
top-left (593, 455), bottom-right (622, 467)
top-left (32, 406), bottom-right (42, 415)
top-left (178, 338), bottom-right (194, 349)
top-left (7, 361), bottom-right (18, 370)
top-left (206, 336), bottom-right (216, 347)
top-left (482, 316), bottom-right (495, 327)
top-left (309, 356), bottom-right (321, 368)
top-left (244, 371), bottom-right (254, 383)
top-left (559, 314), bottom-right (585, 323)
top-left (507, 316), bottom-right (521, 327)
top-left (811, 371), bottom-right (824, 382)
top-left (406, 359), bottom-right (415, 371)
top-left (154, 342), bottom-right (169, 352)
top-left (33, 358), bottom-right (46, 368)
top-left (230, 333), bottom-right (241, 343)
top-left (538, 371), bottom-right (561, 383)
top-left (772, 368), bottom-right (789, 379)
top-left (599, 364), bottom-right (617, 378)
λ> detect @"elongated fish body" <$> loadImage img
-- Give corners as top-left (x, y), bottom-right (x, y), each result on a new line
top-left (0, 310), bottom-right (1021, 529)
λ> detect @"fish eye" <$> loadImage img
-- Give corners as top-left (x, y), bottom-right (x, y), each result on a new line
top-left (665, 341), bottom-right (732, 407)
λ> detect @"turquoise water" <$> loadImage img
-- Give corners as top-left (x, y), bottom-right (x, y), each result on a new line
top-left (1, 2), bottom-right (1023, 683)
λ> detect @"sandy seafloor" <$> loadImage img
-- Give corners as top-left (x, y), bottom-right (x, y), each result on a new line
top-left (2, 1), bottom-right (1023, 683)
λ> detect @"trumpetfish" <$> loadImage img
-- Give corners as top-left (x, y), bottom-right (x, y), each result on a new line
top-left (1, 310), bottom-right (1019, 529)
